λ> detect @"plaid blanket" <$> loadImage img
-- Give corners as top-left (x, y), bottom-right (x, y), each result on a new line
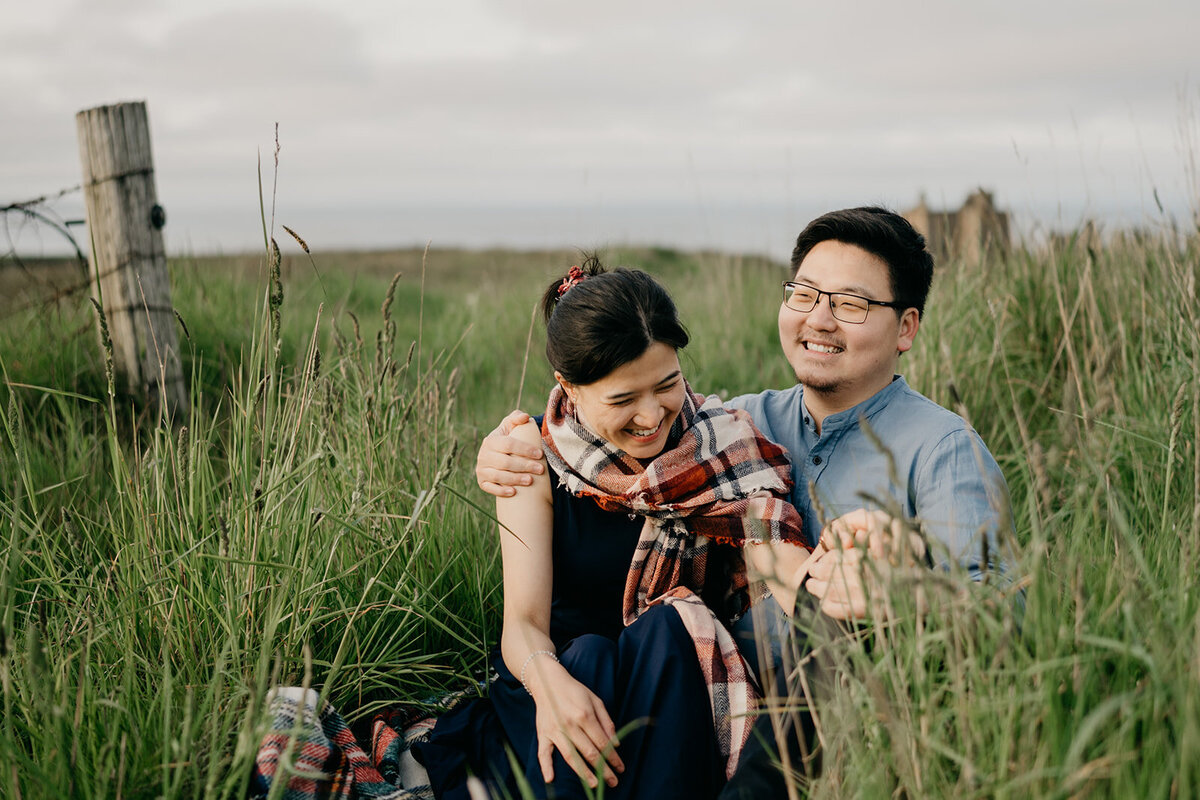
top-left (541, 381), bottom-right (807, 778)
top-left (251, 687), bottom-right (478, 800)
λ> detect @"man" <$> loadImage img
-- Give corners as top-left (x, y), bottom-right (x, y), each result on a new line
top-left (475, 206), bottom-right (1012, 792)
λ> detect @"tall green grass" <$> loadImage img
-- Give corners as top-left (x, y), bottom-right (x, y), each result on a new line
top-left (0, 249), bottom-right (500, 797)
top-left (0, 224), bottom-right (1197, 797)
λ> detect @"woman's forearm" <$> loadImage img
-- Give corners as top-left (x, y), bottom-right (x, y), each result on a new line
top-left (745, 541), bottom-right (822, 617)
top-left (501, 620), bottom-right (564, 699)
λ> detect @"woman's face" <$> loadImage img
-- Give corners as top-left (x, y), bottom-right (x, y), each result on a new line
top-left (558, 342), bottom-right (686, 459)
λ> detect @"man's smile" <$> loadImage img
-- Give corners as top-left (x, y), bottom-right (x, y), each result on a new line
top-left (803, 340), bottom-right (845, 355)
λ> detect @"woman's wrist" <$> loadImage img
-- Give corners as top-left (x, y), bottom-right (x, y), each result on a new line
top-left (787, 542), bottom-right (825, 590)
top-left (519, 649), bottom-right (559, 695)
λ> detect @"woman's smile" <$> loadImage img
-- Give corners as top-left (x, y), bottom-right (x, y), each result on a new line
top-left (627, 420), bottom-right (663, 438)
top-left (559, 342), bottom-right (686, 459)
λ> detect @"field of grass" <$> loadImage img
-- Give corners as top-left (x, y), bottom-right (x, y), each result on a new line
top-left (1, 221), bottom-right (1198, 798)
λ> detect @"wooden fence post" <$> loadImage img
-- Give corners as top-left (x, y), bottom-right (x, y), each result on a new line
top-left (76, 100), bottom-right (187, 423)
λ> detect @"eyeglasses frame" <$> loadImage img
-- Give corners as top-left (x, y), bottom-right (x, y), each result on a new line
top-left (780, 280), bottom-right (908, 325)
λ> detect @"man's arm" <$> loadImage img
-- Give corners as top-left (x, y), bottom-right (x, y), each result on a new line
top-left (476, 410), bottom-right (546, 497)
top-left (474, 392), bottom-right (775, 498)
top-left (911, 428), bottom-right (1012, 579)
top-left (804, 430), bottom-right (1013, 621)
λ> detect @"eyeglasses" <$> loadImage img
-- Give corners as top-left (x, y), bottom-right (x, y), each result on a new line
top-left (781, 281), bottom-right (906, 324)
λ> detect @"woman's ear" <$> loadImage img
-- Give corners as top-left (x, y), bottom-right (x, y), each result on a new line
top-left (554, 371), bottom-right (576, 402)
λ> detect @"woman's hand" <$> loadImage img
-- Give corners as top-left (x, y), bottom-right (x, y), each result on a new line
top-left (475, 410), bottom-right (545, 497)
top-left (745, 539), bottom-right (823, 616)
top-left (528, 662), bottom-right (625, 790)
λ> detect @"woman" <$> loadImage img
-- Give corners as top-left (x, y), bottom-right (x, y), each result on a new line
top-left (415, 259), bottom-right (811, 799)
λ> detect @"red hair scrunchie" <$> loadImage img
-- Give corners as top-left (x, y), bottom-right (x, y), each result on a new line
top-left (557, 265), bottom-right (586, 297)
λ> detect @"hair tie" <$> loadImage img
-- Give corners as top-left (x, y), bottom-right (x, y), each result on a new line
top-left (556, 265), bottom-right (586, 298)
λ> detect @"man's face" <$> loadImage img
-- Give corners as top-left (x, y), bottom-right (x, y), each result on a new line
top-left (777, 240), bottom-right (919, 413)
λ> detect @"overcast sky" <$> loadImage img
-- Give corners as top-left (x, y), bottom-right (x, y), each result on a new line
top-left (3, 0), bottom-right (1198, 259)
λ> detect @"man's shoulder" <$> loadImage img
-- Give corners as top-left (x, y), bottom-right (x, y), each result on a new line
top-left (724, 386), bottom-right (805, 446)
top-left (724, 379), bottom-right (983, 446)
top-left (872, 379), bottom-right (975, 439)
top-left (868, 381), bottom-right (1006, 492)
top-left (725, 384), bottom-right (804, 415)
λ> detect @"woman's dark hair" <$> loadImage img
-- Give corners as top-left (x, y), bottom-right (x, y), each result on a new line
top-left (540, 255), bottom-right (689, 385)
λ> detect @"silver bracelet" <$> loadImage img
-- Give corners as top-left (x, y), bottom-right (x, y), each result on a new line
top-left (518, 649), bottom-right (559, 695)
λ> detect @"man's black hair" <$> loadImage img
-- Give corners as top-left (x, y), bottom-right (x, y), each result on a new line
top-left (791, 207), bottom-right (935, 317)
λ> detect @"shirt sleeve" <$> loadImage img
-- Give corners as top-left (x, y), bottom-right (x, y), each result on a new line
top-left (723, 392), bottom-right (755, 413)
top-left (914, 427), bottom-right (1013, 581)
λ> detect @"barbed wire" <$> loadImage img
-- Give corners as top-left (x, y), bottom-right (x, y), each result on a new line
top-left (0, 183), bottom-right (83, 213)
top-left (1, 183), bottom-right (92, 321)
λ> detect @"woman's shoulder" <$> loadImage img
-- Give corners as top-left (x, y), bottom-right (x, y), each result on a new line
top-left (499, 420), bottom-right (552, 505)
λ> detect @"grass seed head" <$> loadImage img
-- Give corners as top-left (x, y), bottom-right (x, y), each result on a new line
top-left (173, 309), bottom-right (191, 342)
top-left (88, 297), bottom-right (115, 400)
top-left (310, 347), bottom-right (322, 383)
top-left (381, 272), bottom-right (402, 323)
top-left (6, 390), bottom-right (21, 457)
top-left (268, 238), bottom-right (283, 307)
top-left (269, 237), bottom-right (284, 360)
top-left (281, 224), bottom-right (310, 254)
top-left (176, 425), bottom-right (189, 482)
top-left (1170, 381), bottom-right (1188, 436)
top-left (217, 515), bottom-right (229, 559)
top-left (379, 272), bottom-right (402, 362)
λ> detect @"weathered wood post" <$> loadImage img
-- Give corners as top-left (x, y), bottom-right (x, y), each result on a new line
top-left (76, 100), bottom-right (187, 423)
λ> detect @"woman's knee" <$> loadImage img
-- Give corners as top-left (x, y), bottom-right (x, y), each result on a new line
top-left (558, 633), bottom-right (616, 670)
top-left (624, 603), bottom-right (681, 638)
top-left (618, 604), bottom-right (696, 671)
top-left (555, 634), bottom-right (619, 707)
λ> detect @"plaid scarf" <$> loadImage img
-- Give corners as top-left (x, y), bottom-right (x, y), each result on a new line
top-left (541, 381), bottom-right (807, 778)
top-left (251, 687), bottom-right (463, 800)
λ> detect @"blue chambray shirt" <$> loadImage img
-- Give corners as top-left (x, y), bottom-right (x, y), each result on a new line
top-left (726, 376), bottom-right (1011, 579)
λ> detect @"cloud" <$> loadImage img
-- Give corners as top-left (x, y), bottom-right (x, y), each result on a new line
top-left (3, 0), bottom-right (1198, 256)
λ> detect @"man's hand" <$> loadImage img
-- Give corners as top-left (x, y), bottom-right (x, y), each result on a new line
top-left (475, 410), bottom-right (545, 497)
top-left (805, 510), bottom-right (927, 620)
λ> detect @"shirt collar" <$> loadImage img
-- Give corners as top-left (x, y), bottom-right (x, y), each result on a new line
top-left (802, 375), bottom-right (907, 433)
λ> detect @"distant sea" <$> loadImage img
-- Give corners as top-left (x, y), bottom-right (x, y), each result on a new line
top-left (5, 197), bottom-right (1189, 263)
top-left (162, 202), bottom-right (824, 263)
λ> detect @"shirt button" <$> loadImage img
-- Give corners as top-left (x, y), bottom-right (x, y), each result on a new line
top-left (812, 455), bottom-right (822, 465)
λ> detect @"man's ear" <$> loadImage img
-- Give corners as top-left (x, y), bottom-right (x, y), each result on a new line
top-left (896, 308), bottom-right (920, 354)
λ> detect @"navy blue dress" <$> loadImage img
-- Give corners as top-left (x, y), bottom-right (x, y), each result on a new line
top-left (414, 475), bottom-right (728, 799)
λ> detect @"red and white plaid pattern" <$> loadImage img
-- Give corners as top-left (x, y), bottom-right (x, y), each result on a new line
top-left (541, 382), bottom-right (807, 777)
top-left (251, 687), bottom-right (441, 799)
